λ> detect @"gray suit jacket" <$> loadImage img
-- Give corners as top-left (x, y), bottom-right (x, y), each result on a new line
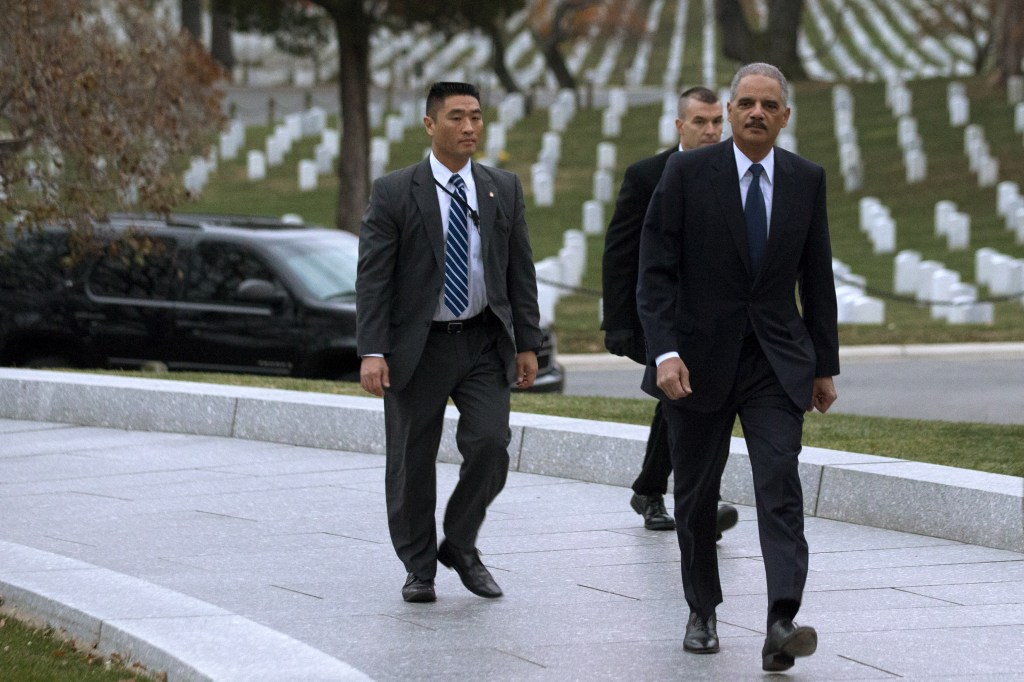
top-left (637, 140), bottom-right (840, 412)
top-left (356, 158), bottom-right (543, 393)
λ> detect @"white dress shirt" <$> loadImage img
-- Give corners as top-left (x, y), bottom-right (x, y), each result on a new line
top-left (429, 153), bottom-right (487, 321)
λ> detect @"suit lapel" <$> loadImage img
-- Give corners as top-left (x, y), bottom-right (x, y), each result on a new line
top-left (765, 148), bottom-right (794, 268)
top-left (709, 141), bottom-right (753, 275)
top-left (472, 163), bottom-right (498, 257)
top-left (411, 159), bottom-right (445, 270)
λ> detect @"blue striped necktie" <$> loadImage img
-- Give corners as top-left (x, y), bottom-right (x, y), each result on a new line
top-left (745, 163), bottom-right (768, 272)
top-left (444, 173), bottom-right (470, 317)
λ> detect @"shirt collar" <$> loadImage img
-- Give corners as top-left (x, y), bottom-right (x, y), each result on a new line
top-left (429, 153), bottom-right (472, 187)
top-left (732, 143), bottom-right (775, 183)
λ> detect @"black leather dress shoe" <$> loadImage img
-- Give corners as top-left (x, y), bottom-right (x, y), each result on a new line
top-left (683, 611), bottom-right (719, 653)
top-left (437, 540), bottom-right (502, 598)
top-left (761, 618), bottom-right (817, 671)
top-left (716, 504), bottom-right (739, 540)
top-left (401, 572), bottom-right (436, 603)
top-left (630, 493), bottom-right (676, 530)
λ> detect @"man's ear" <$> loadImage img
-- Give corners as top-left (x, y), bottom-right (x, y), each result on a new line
top-left (423, 115), bottom-right (435, 137)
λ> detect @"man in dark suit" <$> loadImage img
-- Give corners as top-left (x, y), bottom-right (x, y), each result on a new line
top-left (357, 82), bottom-right (543, 604)
top-left (602, 86), bottom-right (738, 537)
top-left (637, 63), bottom-right (839, 671)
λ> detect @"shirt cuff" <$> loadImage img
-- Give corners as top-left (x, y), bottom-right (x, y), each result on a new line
top-left (655, 351), bottom-right (680, 366)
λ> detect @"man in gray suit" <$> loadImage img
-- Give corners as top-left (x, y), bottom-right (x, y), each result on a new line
top-left (357, 82), bottom-right (543, 603)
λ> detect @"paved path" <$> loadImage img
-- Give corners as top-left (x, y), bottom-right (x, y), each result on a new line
top-left (2, 417), bottom-right (1022, 680)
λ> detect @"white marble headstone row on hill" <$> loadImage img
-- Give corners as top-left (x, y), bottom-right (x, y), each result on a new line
top-left (833, 259), bottom-right (885, 324)
top-left (661, 0), bottom-right (690, 90)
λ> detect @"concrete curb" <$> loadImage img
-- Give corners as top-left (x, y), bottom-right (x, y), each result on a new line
top-left (0, 541), bottom-right (369, 681)
top-left (0, 368), bottom-right (1021, 679)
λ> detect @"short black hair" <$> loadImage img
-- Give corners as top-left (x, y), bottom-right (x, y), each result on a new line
top-left (677, 86), bottom-right (720, 119)
top-left (679, 86), bottom-right (719, 105)
top-left (426, 82), bottom-right (481, 119)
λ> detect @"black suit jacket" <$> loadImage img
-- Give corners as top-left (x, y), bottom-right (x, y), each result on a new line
top-left (356, 158), bottom-right (543, 393)
top-left (601, 148), bottom-right (676, 337)
top-left (637, 140), bottom-right (840, 412)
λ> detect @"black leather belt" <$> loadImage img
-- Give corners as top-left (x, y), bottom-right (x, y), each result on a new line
top-left (430, 311), bottom-right (488, 334)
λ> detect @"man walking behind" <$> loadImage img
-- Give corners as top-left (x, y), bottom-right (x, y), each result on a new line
top-left (602, 86), bottom-right (738, 538)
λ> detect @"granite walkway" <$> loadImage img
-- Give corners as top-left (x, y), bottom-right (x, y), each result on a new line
top-left (0, 373), bottom-right (1022, 680)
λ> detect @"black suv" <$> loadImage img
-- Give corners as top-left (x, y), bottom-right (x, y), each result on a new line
top-left (0, 214), bottom-right (564, 392)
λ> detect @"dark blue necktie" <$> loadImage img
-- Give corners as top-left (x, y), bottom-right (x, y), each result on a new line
top-left (745, 163), bottom-right (768, 272)
top-left (444, 174), bottom-right (470, 317)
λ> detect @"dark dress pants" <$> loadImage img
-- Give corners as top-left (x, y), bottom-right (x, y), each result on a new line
top-left (662, 335), bottom-right (808, 626)
top-left (383, 316), bottom-right (511, 581)
top-left (631, 400), bottom-right (672, 496)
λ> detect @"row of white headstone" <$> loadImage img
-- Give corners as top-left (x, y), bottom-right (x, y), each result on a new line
top-left (893, 250), bottom-right (994, 324)
top-left (804, 0), bottom-right (973, 82)
top-left (996, 181), bottom-right (1024, 245)
top-left (858, 197), bottom-right (897, 254)
top-left (833, 260), bottom-right (886, 324)
top-left (832, 85), bottom-right (863, 192)
top-left (535, 229), bottom-right (587, 327)
top-left (886, 79), bottom-right (928, 185)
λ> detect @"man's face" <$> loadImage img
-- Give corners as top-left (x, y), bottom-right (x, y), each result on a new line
top-left (424, 94), bottom-right (482, 169)
top-left (727, 74), bottom-right (790, 159)
top-left (676, 99), bottom-right (724, 150)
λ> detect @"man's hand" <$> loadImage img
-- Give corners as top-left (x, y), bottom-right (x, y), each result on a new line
top-left (810, 376), bottom-right (837, 413)
top-left (360, 356), bottom-right (390, 397)
top-left (604, 329), bottom-right (646, 364)
top-left (604, 329), bottom-right (634, 357)
top-left (514, 350), bottom-right (538, 389)
top-left (656, 356), bottom-right (692, 400)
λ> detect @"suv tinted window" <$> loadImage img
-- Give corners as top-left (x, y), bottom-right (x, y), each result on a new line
top-left (183, 241), bottom-right (280, 303)
top-left (0, 230), bottom-right (70, 293)
top-left (88, 236), bottom-right (179, 299)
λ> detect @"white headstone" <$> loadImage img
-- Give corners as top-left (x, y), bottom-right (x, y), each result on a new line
top-left (582, 200), bottom-right (604, 235)
top-left (315, 144), bottom-right (334, 175)
top-left (597, 142), bottom-right (617, 170)
top-left (659, 114), bottom-right (677, 146)
top-left (934, 200), bottom-right (957, 236)
top-left (975, 247), bottom-right (999, 284)
top-left (946, 212), bottom-right (970, 250)
top-left (602, 109), bottom-right (622, 137)
top-left (593, 169), bottom-right (614, 203)
top-left (531, 164), bottom-right (554, 207)
top-left (894, 250), bottom-right (922, 294)
top-left (246, 150), bottom-right (266, 181)
top-left (298, 160), bottom-right (317, 191)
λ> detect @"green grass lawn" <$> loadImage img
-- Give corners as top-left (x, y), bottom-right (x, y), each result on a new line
top-left (0, 616), bottom-right (155, 681)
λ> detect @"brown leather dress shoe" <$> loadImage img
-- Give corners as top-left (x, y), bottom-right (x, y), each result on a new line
top-left (437, 540), bottom-right (502, 598)
top-left (683, 611), bottom-right (719, 653)
top-left (401, 572), bottom-right (436, 603)
top-left (761, 618), bottom-right (817, 671)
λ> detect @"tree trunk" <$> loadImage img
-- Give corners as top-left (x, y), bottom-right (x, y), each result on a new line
top-left (536, 34), bottom-right (577, 89)
top-left (486, 20), bottom-right (521, 93)
top-left (716, 0), bottom-right (754, 64)
top-left (180, 0), bottom-right (202, 40)
top-left (333, 10), bottom-right (371, 234)
top-left (994, 0), bottom-right (1024, 82)
top-left (768, 0), bottom-right (806, 80)
top-left (210, 7), bottom-right (235, 72)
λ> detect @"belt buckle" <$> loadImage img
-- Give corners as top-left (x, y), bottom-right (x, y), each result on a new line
top-left (447, 321), bottom-right (464, 334)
